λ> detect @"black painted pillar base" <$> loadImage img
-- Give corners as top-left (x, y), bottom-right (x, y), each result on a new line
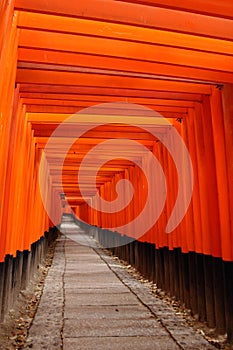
top-left (0, 226), bottom-right (58, 322)
top-left (93, 226), bottom-right (233, 342)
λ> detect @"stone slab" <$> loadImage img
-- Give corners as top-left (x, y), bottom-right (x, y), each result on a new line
top-left (64, 304), bottom-right (153, 320)
top-left (63, 336), bottom-right (179, 350)
top-left (65, 292), bottom-right (140, 307)
top-left (63, 318), bottom-right (167, 337)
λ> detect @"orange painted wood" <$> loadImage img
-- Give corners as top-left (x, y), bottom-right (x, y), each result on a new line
top-left (210, 87), bottom-right (232, 261)
top-left (18, 29), bottom-right (233, 74)
top-left (32, 128), bottom-right (168, 141)
top-left (14, 0), bottom-right (233, 40)
top-left (20, 85), bottom-right (203, 101)
top-left (0, 6), bottom-right (18, 261)
top-left (151, 141), bottom-right (162, 247)
top-left (0, 4), bottom-right (55, 259)
top-left (166, 127), bottom-right (180, 251)
top-left (162, 141), bottom-right (174, 249)
top-left (117, 0), bottom-right (233, 19)
top-left (18, 53), bottom-right (233, 85)
top-left (190, 104), bottom-right (212, 256)
top-left (177, 119), bottom-right (195, 252)
top-left (18, 12), bottom-right (233, 54)
top-left (24, 105), bottom-right (185, 116)
top-left (0, 0), bottom-right (15, 55)
top-left (4, 101), bottom-right (26, 255)
top-left (0, 1), bottom-right (232, 262)
top-left (221, 84), bottom-right (233, 261)
top-left (156, 142), bottom-right (168, 248)
top-left (201, 96), bottom-right (222, 258)
top-left (23, 125), bottom-right (37, 248)
top-left (185, 109), bottom-right (203, 254)
top-left (19, 62), bottom-right (230, 91)
top-left (22, 99), bottom-right (187, 114)
top-left (16, 69), bottom-right (212, 94)
top-left (20, 92), bottom-right (196, 108)
top-left (14, 109), bottom-right (30, 252)
top-left (26, 106), bottom-right (182, 119)
top-left (1, 88), bottom-right (21, 258)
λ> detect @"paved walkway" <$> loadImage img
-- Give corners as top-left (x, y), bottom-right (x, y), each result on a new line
top-left (27, 222), bottom-right (214, 350)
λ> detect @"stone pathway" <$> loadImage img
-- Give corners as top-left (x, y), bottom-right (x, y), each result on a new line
top-left (27, 222), bottom-right (215, 350)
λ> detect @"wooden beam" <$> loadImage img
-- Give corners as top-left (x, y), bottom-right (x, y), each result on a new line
top-left (25, 105), bottom-right (187, 115)
top-left (34, 128), bottom-right (158, 139)
top-left (116, 0), bottom-right (233, 19)
top-left (18, 30), bottom-right (233, 73)
top-left (23, 98), bottom-right (188, 113)
top-left (28, 113), bottom-right (178, 125)
top-left (18, 50), bottom-right (233, 84)
top-left (17, 12), bottom-right (233, 54)
top-left (20, 84), bottom-right (203, 101)
top-left (14, 0), bottom-right (233, 40)
top-left (21, 92), bottom-right (195, 107)
top-left (17, 69), bottom-right (211, 94)
top-left (48, 157), bottom-right (143, 165)
top-left (35, 136), bottom-right (154, 148)
top-left (51, 174), bottom-right (112, 182)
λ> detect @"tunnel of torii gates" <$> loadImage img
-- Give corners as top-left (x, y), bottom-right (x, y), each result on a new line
top-left (0, 0), bottom-right (233, 341)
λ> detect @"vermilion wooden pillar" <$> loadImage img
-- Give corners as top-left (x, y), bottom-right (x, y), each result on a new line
top-left (24, 130), bottom-right (36, 249)
top-left (0, 5), bottom-right (18, 261)
top-left (5, 101), bottom-right (27, 255)
top-left (201, 95), bottom-right (222, 258)
top-left (186, 108), bottom-right (204, 319)
top-left (186, 108), bottom-right (202, 254)
top-left (210, 87), bottom-right (231, 261)
top-left (192, 102), bottom-right (212, 257)
top-left (221, 84), bottom-right (233, 260)
top-left (152, 140), bottom-right (165, 249)
top-left (0, 87), bottom-right (20, 260)
top-left (178, 117), bottom-right (195, 253)
top-left (221, 84), bottom-right (233, 340)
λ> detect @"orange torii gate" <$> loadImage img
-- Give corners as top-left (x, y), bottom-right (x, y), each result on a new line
top-left (0, 0), bottom-right (233, 340)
